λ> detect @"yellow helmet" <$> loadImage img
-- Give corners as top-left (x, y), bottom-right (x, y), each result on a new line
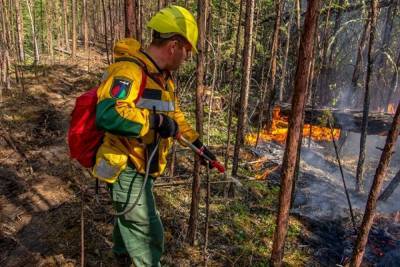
top-left (147, 5), bottom-right (198, 53)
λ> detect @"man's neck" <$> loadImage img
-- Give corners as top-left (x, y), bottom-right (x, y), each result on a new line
top-left (144, 46), bottom-right (167, 70)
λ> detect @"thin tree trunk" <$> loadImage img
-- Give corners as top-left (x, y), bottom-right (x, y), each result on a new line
top-left (231, 0), bottom-right (255, 176)
top-left (15, 0), bottom-right (25, 62)
top-left (72, 0), bottom-right (77, 59)
top-left (125, 0), bottom-right (138, 38)
top-left (187, 0), bottom-right (208, 246)
top-left (108, 0), bottom-right (115, 61)
top-left (351, 2), bottom-right (369, 92)
top-left (26, 0), bottom-right (40, 65)
top-left (62, 0), bottom-right (70, 51)
top-left (355, 0), bottom-right (379, 193)
top-left (137, 0), bottom-right (142, 43)
top-left (379, 168), bottom-right (400, 201)
top-left (83, 0), bottom-right (89, 52)
top-left (385, 48), bottom-right (400, 110)
top-left (256, 0), bottom-right (283, 146)
top-left (295, 0), bottom-right (301, 49)
top-left (270, 1), bottom-right (320, 265)
top-left (279, 4), bottom-right (294, 102)
top-left (350, 100), bottom-right (400, 266)
top-left (101, 0), bottom-right (110, 64)
top-left (223, 0), bottom-right (244, 197)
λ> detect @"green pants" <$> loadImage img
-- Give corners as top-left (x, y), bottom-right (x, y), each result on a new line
top-left (109, 164), bottom-right (164, 267)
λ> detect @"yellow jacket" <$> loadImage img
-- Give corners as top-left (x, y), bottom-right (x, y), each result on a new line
top-left (92, 38), bottom-right (198, 183)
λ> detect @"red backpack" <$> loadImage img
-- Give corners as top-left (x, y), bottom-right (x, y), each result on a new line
top-left (68, 60), bottom-right (147, 168)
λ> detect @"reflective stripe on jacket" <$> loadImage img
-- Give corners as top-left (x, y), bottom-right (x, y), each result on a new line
top-left (93, 38), bottom-right (198, 182)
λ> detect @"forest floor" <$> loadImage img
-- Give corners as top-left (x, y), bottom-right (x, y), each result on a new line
top-left (1, 49), bottom-right (399, 266)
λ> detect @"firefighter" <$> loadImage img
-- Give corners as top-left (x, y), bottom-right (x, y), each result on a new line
top-left (93, 5), bottom-right (217, 267)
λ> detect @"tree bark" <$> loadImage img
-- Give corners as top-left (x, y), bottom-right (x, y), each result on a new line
top-left (26, 0), bottom-right (40, 65)
top-left (355, 0), bottom-right (379, 193)
top-left (187, 0), bottom-right (208, 246)
top-left (379, 168), bottom-right (400, 201)
top-left (62, 0), bottom-right (70, 51)
top-left (351, 2), bottom-right (370, 92)
top-left (45, 0), bottom-right (54, 61)
top-left (231, 0), bottom-right (255, 176)
top-left (224, 0), bottom-right (244, 197)
top-left (83, 0), bottom-right (89, 52)
top-left (72, 0), bottom-right (77, 59)
top-left (350, 100), bottom-right (400, 266)
top-left (101, 0), bottom-right (110, 64)
top-left (270, 1), bottom-right (320, 265)
top-left (124, 0), bottom-right (138, 39)
top-left (14, 0), bottom-right (25, 62)
top-left (256, 0), bottom-right (283, 146)
top-left (279, 4), bottom-right (294, 102)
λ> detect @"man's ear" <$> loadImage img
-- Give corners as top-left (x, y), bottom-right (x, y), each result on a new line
top-left (168, 40), bottom-right (178, 55)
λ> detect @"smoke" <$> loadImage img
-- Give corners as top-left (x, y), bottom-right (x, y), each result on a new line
top-left (292, 133), bottom-right (400, 220)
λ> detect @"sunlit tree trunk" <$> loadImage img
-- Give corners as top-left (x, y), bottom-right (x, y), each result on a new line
top-left (187, 0), bottom-right (208, 246)
top-left (83, 0), bottom-right (89, 52)
top-left (15, 0), bottom-right (25, 62)
top-left (72, 0), bottom-right (77, 59)
top-left (355, 0), bottom-right (379, 193)
top-left (26, 0), bottom-right (40, 65)
top-left (125, 0), bottom-right (138, 39)
top-left (270, 1), bottom-right (320, 265)
top-left (45, 0), bottom-right (54, 61)
top-left (350, 101), bottom-right (400, 266)
top-left (231, 0), bottom-right (255, 176)
top-left (62, 0), bottom-right (70, 51)
top-left (101, 0), bottom-right (110, 64)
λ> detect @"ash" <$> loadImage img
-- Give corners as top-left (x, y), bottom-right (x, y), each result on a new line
top-left (255, 132), bottom-right (400, 266)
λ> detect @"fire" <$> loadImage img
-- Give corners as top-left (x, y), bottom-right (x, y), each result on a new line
top-left (387, 103), bottom-right (395, 114)
top-left (246, 107), bottom-right (341, 145)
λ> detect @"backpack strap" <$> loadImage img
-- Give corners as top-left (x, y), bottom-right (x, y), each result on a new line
top-left (115, 56), bottom-right (148, 104)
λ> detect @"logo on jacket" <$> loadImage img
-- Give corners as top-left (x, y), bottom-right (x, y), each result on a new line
top-left (110, 77), bottom-right (132, 100)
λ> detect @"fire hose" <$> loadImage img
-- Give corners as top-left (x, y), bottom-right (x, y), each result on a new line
top-left (113, 132), bottom-right (226, 216)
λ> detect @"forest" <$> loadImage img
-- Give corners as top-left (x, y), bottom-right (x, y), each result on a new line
top-left (0, 0), bottom-right (399, 266)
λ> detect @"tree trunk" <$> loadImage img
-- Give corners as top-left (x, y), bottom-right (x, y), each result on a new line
top-left (101, 0), bottom-right (110, 64)
top-left (83, 0), bottom-right (89, 52)
top-left (279, 4), bottom-right (294, 102)
top-left (137, 0), bottom-right (142, 43)
top-left (72, 0), bottom-right (77, 59)
top-left (125, 0), bottom-right (138, 39)
top-left (256, 0), bottom-right (283, 146)
top-left (355, 0), bottom-right (379, 193)
top-left (223, 0), bottom-right (244, 197)
top-left (231, 0), bottom-right (255, 176)
top-left (158, 0), bottom-right (166, 10)
top-left (351, 2), bottom-right (370, 92)
top-left (108, 0), bottom-right (115, 61)
top-left (350, 100), bottom-right (400, 266)
top-left (26, 0), bottom-right (40, 65)
top-left (270, 1), bottom-right (320, 265)
top-left (385, 47), bottom-right (400, 110)
top-left (375, 0), bottom-right (396, 69)
top-left (379, 168), bottom-right (400, 201)
top-left (45, 0), bottom-right (54, 61)
top-left (187, 0), bottom-right (208, 246)
top-left (14, 0), bottom-right (25, 62)
top-left (62, 0), bottom-right (70, 51)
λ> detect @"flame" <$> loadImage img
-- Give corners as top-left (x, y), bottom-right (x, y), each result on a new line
top-left (388, 103), bottom-right (395, 114)
top-left (246, 107), bottom-right (341, 145)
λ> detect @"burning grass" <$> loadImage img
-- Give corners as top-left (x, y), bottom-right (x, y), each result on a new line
top-left (246, 107), bottom-right (341, 145)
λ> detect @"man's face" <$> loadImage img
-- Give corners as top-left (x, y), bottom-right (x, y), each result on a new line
top-left (166, 40), bottom-right (192, 71)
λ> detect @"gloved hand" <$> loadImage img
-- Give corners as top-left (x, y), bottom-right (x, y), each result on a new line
top-left (192, 139), bottom-right (217, 169)
top-left (151, 114), bottom-right (179, 138)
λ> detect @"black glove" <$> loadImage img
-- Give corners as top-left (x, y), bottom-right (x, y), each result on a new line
top-left (151, 114), bottom-right (179, 138)
top-left (192, 139), bottom-right (217, 168)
